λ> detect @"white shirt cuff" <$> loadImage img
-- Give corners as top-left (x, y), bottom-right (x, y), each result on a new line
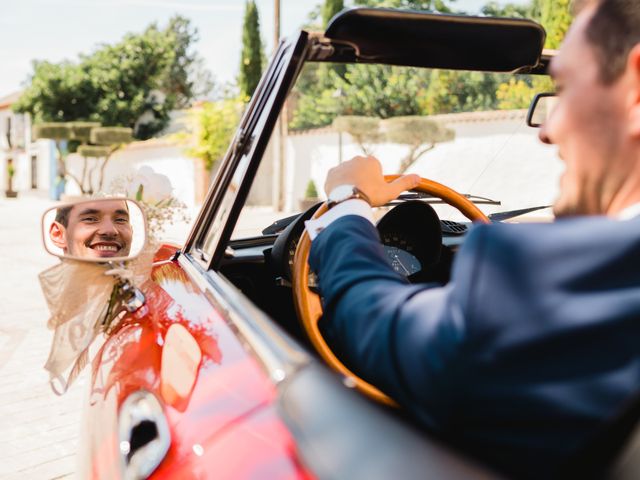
top-left (617, 202), bottom-right (640, 220)
top-left (304, 199), bottom-right (374, 241)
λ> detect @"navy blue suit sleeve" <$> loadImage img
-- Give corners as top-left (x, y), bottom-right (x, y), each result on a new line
top-left (309, 215), bottom-right (485, 428)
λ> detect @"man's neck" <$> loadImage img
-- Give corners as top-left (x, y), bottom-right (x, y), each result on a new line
top-left (605, 157), bottom-right (640, 217)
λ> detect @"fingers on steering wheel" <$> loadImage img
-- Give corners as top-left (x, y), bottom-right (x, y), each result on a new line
top-left (294, 175), bottom-right (488, 407)
top-left (387, 174), bottom-right (421, 201)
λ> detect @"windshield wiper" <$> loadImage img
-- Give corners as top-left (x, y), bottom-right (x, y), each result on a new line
top-left (395, 192), bottom-right (502, 206)
top-left (261, 199), bottom-right (551, 235)
top-left (261, 213), bottom-right (301, 235)
top-left (488, 205), bottom-right (552, 222)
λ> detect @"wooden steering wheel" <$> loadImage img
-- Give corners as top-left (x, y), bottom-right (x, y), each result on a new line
top-left (292, 175), bottom-right (490, 406)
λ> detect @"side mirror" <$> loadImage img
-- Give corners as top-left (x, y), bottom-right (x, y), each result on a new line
top-left (42, 198), bottom-right (147, 262)
top-left (527, 92), bottom-right (557, 128)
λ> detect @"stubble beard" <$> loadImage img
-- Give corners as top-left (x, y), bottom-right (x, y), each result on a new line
top-left (553, 173), bottom-right (609, 218)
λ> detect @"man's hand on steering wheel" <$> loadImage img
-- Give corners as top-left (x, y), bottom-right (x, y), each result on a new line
top-left (325, 156), bottom-right (421, 207)
top-left (296, 159), bottom-right (490, 406)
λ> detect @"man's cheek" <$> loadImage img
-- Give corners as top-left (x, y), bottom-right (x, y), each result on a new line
top-left (119, 227), bottom-right (133, 242)
top-left (73, 226), bottom-right (94, 251)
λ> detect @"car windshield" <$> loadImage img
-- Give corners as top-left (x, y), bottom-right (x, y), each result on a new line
top-left (232, 62), bottom-right (559, 239)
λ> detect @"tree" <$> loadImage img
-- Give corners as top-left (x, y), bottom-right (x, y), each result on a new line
top-left (32, 122), bottom-right (94, 190)
top-left (481, 1), bottom-right (531, 18)
top-left (420, 70), bottom-right (501, 115)
top-left (5, 158), bottom-right (16, 197)
top-left (290, 63), bottom-right (506, 130)
top-left (353, 0), bottom-right (457, 13)
top-left (239, 1), bottom-right (265, 101)
top-left (490, 0), bottom-right (572, 109)
top-left (13, 61), bottom-right (96, 123)
top-left (331, 114), bottom-right (454, 172)
top-left (80, 23), bottom-right (176, 139)
top-left (33, 122), bottom-right (132, 194)
top-left (496, 78), bottom-right (538, 110)
top-left (304, 180), bottom-right (319, 199)
top-left (189, 99), bottom-right (244, 173)
top-left (335, 65), bottom-right (430, 118)
top-left (322, 0), bottom-right (347, 78)
top-left (162, 16), bottom-right (214, 109)
top-left (332, 116), bottom-right (383, 155)
top-left (290, 0), bottom-right (565, 130)
top-left (14, 16), bottom-right (211, 140)
top-left (382, 116), bottom-right (455, 172)
top-left (323, 0), bottom-right (344, 27)
top-left (529, 0), bottom-right (543, 21)
top-left (538, 0), bottom-right (572, 49)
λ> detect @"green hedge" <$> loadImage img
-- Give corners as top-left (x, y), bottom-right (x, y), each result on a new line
top-left (90, 127), bottom-right (133, 145)
top-left (32, 123), bottom-right (73, 141)
top-left (77, 145), bottom-right (112, 157)
top-left (305, 180), bottom-right (318, 199)
top-left (69, 122), bottom-right (101, 142)
top-left (32, 121), bottom-right (103, 142)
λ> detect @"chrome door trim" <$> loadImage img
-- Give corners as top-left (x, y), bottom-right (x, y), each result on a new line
top-left (178, 253), bottom-right (309, 384)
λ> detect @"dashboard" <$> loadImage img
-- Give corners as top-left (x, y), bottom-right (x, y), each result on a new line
top-left (220, 200), bottom-right (466, 344)
top-left (268, 200), bottom-right (463, 286)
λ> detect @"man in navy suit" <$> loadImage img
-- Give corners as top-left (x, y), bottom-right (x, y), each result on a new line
top-left (305, 0), bottom-right (640, 476)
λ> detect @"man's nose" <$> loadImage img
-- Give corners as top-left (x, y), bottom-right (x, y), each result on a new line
top-left (97, 219), bottom-right (118, 235)
top-left (538, 123), bottom-right (552, 145)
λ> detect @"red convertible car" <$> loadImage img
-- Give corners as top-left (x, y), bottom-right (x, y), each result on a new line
top-left (57, 8), bottom-right (640, 480)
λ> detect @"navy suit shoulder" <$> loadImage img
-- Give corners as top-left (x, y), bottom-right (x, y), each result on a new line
top-left (309, 213), bottom-right (640, 477)
top-left (461, 216), bottom-right (640, 349)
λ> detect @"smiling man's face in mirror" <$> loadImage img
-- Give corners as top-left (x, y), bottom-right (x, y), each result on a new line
top-left (49, 200), bottom-right (133, 259)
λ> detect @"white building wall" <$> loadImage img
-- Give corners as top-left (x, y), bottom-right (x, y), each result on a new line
top-left (281, 114), bottom-right (562, 218)
top-left (0, 109), bottom-right (51, 194)
top-left (65, 142), bottom-right (199, 208)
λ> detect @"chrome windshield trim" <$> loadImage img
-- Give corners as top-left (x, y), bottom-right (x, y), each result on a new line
top-left (178, 254), bottom-right (309, 383)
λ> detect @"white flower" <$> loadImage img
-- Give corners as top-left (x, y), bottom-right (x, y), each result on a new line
top-left (127, 166), bottom-right (173, 205)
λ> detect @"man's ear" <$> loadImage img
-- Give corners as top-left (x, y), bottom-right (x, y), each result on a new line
top-left (49, 221), bottom-right (67, 251)
top-left (627, 44), bottom-right (640, 138)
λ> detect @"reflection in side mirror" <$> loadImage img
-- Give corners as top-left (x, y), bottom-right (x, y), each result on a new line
top-left (527, 92), bottom-right (557, 128)
top-left (42, 198), bottom-right (147, 262)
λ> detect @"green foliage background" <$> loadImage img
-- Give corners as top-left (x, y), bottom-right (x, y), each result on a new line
top-left (290, 0), bottom-right (572, 131)
top-left (14, 15), bottom-right (211, 140)
top-left (239, 1), bottom-right (265, 101)
top-left (189, 99), bottom-right (244, 172)
top-left (304, 180), bottom-right (319, 198)
top-left (323, 0), bottom-right (345, 26)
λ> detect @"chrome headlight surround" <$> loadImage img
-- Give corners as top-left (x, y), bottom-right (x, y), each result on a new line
top-left (118, 390), bottom-right (171, 480)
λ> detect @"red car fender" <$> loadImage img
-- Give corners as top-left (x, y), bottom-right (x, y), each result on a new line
top-left (80, 247), bottom-right (312, 479)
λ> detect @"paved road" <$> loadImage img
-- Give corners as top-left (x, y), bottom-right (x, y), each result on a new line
top-left (0, 192), bottom-right (83, 479)
top-left (0, 192), bottom-right (285, 479)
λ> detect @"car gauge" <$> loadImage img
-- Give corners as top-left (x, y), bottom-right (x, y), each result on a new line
top-left (380, 232), bottom-right (422, 277)
top-left (384, 245), bottom-right (422, 276)
top-left (288, 237), bottom-right (299, 271)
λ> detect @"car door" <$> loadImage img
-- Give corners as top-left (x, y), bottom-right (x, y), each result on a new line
top-left (80, 33), bottom-right (314, 480)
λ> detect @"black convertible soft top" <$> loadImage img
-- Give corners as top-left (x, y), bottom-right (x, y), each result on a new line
top-left (317, 7), bottom-right (547, 73)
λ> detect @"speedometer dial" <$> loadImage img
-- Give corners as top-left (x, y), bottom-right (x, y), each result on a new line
top-left (380, 232), bottom-right (422, 277)
top-left (384, 246), bottom-right (422, 276)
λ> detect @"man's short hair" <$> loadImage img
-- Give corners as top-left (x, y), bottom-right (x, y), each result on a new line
top-left (54, 200), bottom-right (130, 228)
top-left (576, 0), bottom-right (640, 84)
top-left (55, 206), bottom-right (72, 228)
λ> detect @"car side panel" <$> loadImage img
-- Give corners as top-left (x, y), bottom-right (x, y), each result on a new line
top-left (81, 258), bottom-right (308, 479)
top-left (152, 405), bottom-right (312, 479)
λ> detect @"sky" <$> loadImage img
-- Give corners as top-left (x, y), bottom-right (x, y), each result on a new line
top-left (0, 0), bottom-right (527, 98)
